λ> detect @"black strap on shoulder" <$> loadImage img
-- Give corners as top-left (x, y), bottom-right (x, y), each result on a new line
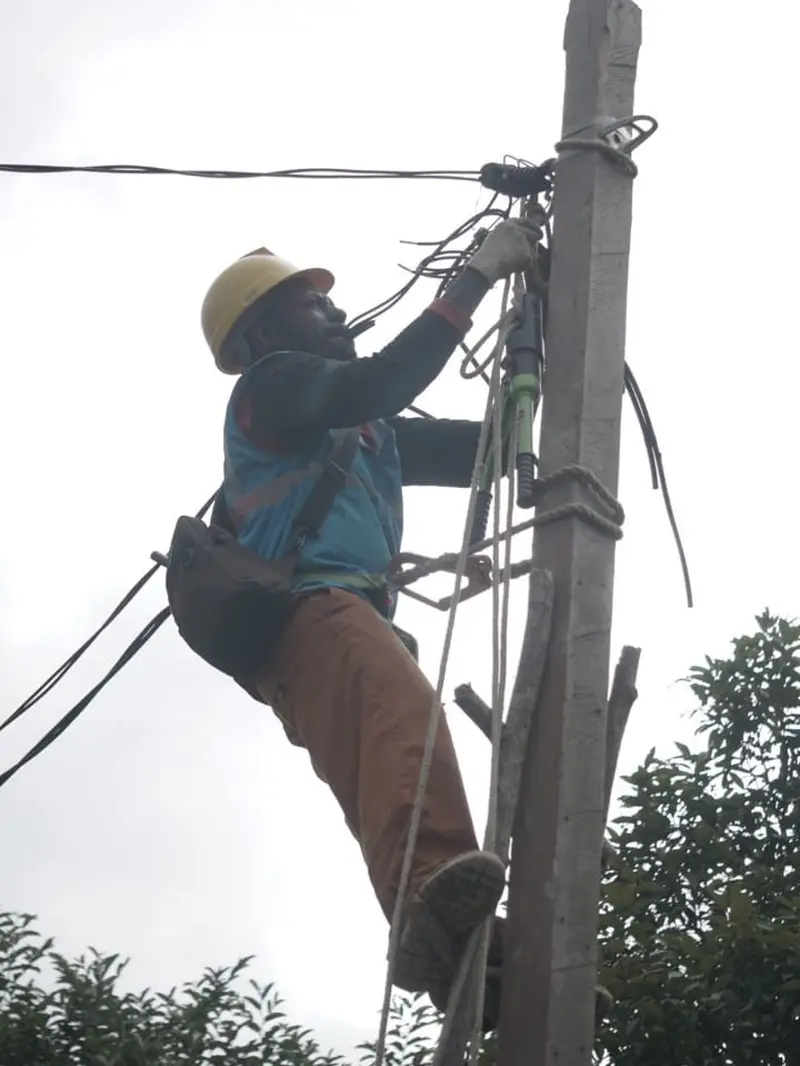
top-left (209, 427), bottom-right (361, 545)
top-left (209, 487), bottom-right (236, 534)
top-left (288, 427), bottom-right (361, 553)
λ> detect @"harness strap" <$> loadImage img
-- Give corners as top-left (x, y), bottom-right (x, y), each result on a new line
top-left (289, 428), bottom-right (361, 553)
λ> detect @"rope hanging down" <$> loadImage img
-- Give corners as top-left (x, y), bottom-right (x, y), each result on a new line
top-left (374, 276), bottom-right (518, 1066)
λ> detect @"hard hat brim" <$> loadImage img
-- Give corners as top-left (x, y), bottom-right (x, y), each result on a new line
top-left (292, 266), bottom-right (335, 294)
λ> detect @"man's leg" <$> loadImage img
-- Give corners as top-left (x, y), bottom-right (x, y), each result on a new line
top-left (255, 587), bottom-right (504, 988)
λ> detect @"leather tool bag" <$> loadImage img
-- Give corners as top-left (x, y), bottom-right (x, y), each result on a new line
top-left (161, 428), bottom-right (360, 680)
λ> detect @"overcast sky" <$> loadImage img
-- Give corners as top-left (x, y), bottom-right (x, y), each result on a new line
top-left (1, 0), bottom-right (797, 1056)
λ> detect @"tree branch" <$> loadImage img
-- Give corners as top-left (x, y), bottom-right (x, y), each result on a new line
top-left (603, 645), bottom-right (641, 822)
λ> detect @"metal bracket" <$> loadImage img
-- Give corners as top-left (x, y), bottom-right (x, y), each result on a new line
top-left (387, 551), bottom-right (533, 611)
top-left (598, 113), bottom-right (658, 155)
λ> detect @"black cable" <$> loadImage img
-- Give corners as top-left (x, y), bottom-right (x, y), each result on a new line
top-left (0, 162), bottom-right (480, 182)
top-left (347, 195), bottom-right (512, 395)
top-left (347, 197), bottom-right (509, 334)
top-left (623, 364), bottom-right (694, 608)
top-left (0, 564), bottom-right (160, 736)
top-left (0, 608), bottom-right (171, 789)
top-left (523, 228), bottom-right (692, 609)
top-left (0, 491), bottom-right (217, 738)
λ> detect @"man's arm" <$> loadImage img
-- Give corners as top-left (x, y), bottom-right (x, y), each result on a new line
top-left (390, 416), bottom-right (514, 487)
top-left (389, 416), bottom-right (482, 487)
top-left (245, 271), bottom-right (490, 439)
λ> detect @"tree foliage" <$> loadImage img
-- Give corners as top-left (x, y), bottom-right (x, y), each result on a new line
top-left (0, 910), bottom-right (443, 1065)
top-left (597, 611), bottom-right (800, 1065)
top-left (3, 613), bottom-right (800, 1064)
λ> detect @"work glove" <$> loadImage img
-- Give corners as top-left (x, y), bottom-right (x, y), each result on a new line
top-left (466, 212), bottom-right (545, 287)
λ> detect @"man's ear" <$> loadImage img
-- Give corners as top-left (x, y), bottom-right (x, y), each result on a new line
top-left (220, 327), bottom-right (253, 372)
top-left (250, 315), bottom-right (278, 350)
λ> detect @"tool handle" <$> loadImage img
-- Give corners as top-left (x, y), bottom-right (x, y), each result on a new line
top-left (469, 490), bottom-right (492, 545)
top-left (516, 454), bottom-right (537, 509)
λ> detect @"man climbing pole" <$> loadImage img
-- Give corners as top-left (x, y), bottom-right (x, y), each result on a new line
top-left (190, 217), bottom-right (542, 1021)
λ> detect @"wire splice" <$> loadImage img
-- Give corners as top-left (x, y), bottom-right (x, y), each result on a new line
top-left (479, 162), bottom-right (552, 199)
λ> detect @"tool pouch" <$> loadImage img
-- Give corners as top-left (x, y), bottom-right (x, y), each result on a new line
top-left (161, 427), bottom-right (361, 683)
top-left (165, 516), bottom-right (297, 681)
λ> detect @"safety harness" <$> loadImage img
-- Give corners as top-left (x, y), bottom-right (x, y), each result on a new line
top-left (161, 426), bottom-right (421, 683)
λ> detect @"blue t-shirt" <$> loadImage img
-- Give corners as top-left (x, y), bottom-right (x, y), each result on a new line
top-left (222, 354), bottom-right (404, 617)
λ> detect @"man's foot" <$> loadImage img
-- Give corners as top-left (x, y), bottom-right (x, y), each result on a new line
top-left (392, 850), bottom-right (506, 993)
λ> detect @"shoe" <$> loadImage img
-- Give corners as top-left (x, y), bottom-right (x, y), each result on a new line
top-left (392, 850), bottom-right (506, 993)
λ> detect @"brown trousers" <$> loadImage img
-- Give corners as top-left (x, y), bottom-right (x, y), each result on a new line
top-left (254, 587), bottom-right (478, 921)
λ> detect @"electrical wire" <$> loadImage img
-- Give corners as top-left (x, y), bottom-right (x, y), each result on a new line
top-left (530, 235), bottom-right (693, 610)
top-left (346, 195), bottom-right (510, 334)
top-left (0, 162), bottom-right (481, 182)
top-left (624, 363), bottom-right (694, 608)
top-left (347, 193), bottom-right (512, 393)
top-left (0, 563), bottom-right (160, 737)
top-left (0, 492), bottom-right (217, 788)
top-left (0, 608), bottom-right (171, 789)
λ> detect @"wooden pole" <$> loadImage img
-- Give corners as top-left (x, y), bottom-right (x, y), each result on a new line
top-left (496, 2), bottom-right (642, 1064)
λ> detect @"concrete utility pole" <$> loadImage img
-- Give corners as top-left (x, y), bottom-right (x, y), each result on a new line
top-left (496, 1), bottom-right (642, 1064)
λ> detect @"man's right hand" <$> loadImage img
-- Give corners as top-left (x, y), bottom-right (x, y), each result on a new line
top-left (466, 212), bottom-right (546, 287)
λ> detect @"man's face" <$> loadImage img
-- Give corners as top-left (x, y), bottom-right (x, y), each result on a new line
top-left (252, 277), bottom-right (356, 362)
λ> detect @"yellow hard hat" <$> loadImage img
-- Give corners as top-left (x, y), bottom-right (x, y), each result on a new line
top-left (201, 247), bottom-right (335, 373)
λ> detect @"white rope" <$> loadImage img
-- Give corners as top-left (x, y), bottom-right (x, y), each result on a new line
top-left (426, 299), bottom-right (517, 1065)
top-left (466, 277), bottom-right (522, 1064)
top-left (373, 279), bottom-right (514, 1065)
top-left (388, 204), bottom-right (540, 1064)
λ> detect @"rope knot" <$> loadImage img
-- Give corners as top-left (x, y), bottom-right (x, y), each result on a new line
top-left (533, 463), bottom-right (624, 540)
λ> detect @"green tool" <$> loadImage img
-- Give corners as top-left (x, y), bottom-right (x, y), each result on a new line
top-left (468, 279), bottom-right (545, 545)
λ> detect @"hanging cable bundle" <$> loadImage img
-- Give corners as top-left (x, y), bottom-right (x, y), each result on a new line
top-left (346, 194), bottom-right (511, 336)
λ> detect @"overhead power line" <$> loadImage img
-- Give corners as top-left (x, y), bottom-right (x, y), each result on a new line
top-left (0, 162), bottom-right (481, 182)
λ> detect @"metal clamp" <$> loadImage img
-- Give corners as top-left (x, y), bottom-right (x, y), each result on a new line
top-left (599, 114), bottom-right (658, 155)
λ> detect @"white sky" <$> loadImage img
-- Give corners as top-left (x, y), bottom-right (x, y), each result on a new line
top-left (1, 0), bottom-right (797, 1056)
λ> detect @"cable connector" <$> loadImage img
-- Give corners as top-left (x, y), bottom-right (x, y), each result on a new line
top-left (479, 162), bottom-right (552, 199)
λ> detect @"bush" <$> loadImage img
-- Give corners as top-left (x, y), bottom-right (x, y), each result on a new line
top-left (597, 612), bottom-right (800, 1065)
